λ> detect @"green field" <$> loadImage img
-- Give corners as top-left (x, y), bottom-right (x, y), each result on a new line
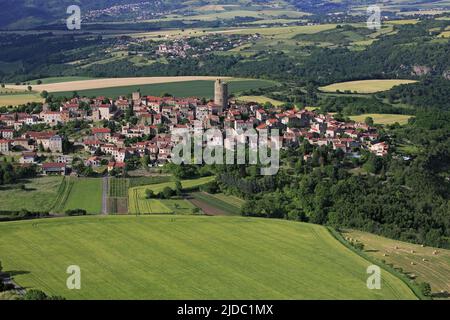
top-left (345, 230), bottom-right (450, 298)
top-left (238, 95), bottom-right (285, 106)
top-left (0, 177), bottom-right (63, 212)
top-left (190, 192), bottom-right (244, 215)
top-left (52, 79), bottom-right (276, 99)
top-left (29, 76), bottom-right (96, 85)
top-left (0, 216), bottom-right (418, 299)
top-left (128, 176), bottom-right (214, 214)
top-left (320, 79), bottom-right (418, 94)
top-left (109, 178), bottom-right (129, 198)
top-left (350, 114), bottom-right (412, 125)
top-left (53, 178), bottom-right (103, 214)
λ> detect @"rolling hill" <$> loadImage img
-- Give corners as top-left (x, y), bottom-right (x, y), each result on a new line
top-left (0, 215), bottom-right (419, 299)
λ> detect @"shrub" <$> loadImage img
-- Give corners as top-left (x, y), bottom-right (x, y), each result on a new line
top-left (65, 209), bottom-right (87, 216)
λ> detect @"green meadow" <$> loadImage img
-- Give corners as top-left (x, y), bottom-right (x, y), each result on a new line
top-left (52, 79), bottom-right (276, 99)
top-left (0, 216), bottom-right (418, 300)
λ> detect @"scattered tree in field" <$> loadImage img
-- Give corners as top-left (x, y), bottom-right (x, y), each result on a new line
top-left (27, 86), bottom-right (32, 92)
top-left (175, 180), bottom-right (183, 196)
top-left (161, 187), bottom-right (174, 199)
top-left (145, 189), bottom-right (154, 199)
top-left (419, 282), bottom-right (432, 297)
top-left (40, 90), bottom-right (49, 99)
top-left (365, 116), bottom-right (374, 126)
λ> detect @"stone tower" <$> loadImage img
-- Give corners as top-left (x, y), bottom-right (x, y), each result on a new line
top-left (214, 79), bottom-right (228, 113)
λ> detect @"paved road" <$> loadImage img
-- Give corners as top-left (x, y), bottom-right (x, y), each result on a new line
top-left (102, 176), bottom-right (109, 215)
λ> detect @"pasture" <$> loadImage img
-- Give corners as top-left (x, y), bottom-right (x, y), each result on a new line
top-left (345, 230), bottom-right (450, 298)
top-left (238, 95), bottom-right (285, 106)
top-left (350, 114), bottom-right (412, 125)
top-left (128, 176), bottom-right (215, 214)
top-left (53, 178), bottom-right (103, 214)
top-left (0, 216), bottom-right (418, 300)
top-left (28, 76), bottom-right (96, 85)
top-left (0, 177), bottom-right (63, 212)
top-left (50, 79), bottom-right (275, 99)
top-left (319, 79), bottom-right (418, 94)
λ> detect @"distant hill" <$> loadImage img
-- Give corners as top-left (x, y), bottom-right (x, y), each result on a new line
top-left (1, 0), bottom-right (450, 29)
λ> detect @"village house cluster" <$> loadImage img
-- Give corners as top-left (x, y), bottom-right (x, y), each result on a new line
top-left (0, 80), bottom-right (388, 176)
top-left (156, 34), bottom-right (260, 59)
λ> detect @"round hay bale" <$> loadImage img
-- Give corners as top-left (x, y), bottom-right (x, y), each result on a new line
top-left (433, 250), bottom-right (438, 255)
top-left (410, 262), bottom-right (415, 265)
top-left (422, 258), bottom-right (427, 262)
top-left (411, 250), bottom-right (415, 254)
top-left (394, 246), bottom-right (399, 250)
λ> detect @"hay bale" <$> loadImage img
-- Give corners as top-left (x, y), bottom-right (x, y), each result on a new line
top-left (410, 262), bottom-right (415, 265)
top-left (433, 250), bottom-right (438, 255)
top-left (383, 253), bottom-right (387, 257)
top-left (422, 258), bottom-right (427, 262)
top-left (411, 250), bottom-right (415, 254)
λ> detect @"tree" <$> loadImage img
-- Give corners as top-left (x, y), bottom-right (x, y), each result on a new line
top-left (419, 282), bottom-right (432, 297)
top-left (145, 189), bottom-right (154, 199)
top-left (27, 86), bottom-right (32, 92)
top-left (36, 80), bottom-right (42, 85)
top-left (23, 289), bottom-right (48, 300)
top-left (175, 180), bottom-right (183, 196)
top-left (365, 117), bottom-right (374, 126)
top-left (0, 260), bottom-right (2, 272)
top-left (161, 187), bottom-right (174, 199)
top-left (40, 90), bottom-right (49, 99)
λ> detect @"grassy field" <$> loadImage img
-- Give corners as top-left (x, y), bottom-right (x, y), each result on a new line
top-left (51, 79), bottom-right (275, 99)
top-left (320, 79), bottom-right (418, 94)
top-left (350, 114), bottom-right (412, 125)
top-left (128, 176), bottom-right (215, 214)
top-left (0, 93), bottom-right (43, 107)
top-left (345, 230), bottom-right (450, 298)
top-left (0, 177), bottom-right (63, 212)
top-left (0, 216), bottom-right (418, 299)
top-left (189, 192), bottom-right (244, 215)
top-left (28, 76), bottom-right (97, 85)
top-left (53, 178), bottom-right (103, 214)
top-left (238, 95), bottom-right (285, 106)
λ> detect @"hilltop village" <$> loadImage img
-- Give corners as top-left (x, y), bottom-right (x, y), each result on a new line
top-left (0, 80), bottom-right (388, 176)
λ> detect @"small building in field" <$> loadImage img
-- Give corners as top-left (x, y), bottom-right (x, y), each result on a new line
top-left (41, 162), bottom-right (67, 176)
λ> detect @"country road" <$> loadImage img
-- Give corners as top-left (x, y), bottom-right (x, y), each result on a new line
top-left (102, 176), bottom-right (109, 215)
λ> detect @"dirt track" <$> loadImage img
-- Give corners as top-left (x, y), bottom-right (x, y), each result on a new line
top-left (6, 76), bottom-right (232, 93)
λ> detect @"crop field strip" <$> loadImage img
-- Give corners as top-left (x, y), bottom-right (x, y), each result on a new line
top-left (189, 192), bottom-right (243, 216)
top-left (319, 79), bottom-right (418, 94)
top-left (128, 176), bottom-right (215, 214)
